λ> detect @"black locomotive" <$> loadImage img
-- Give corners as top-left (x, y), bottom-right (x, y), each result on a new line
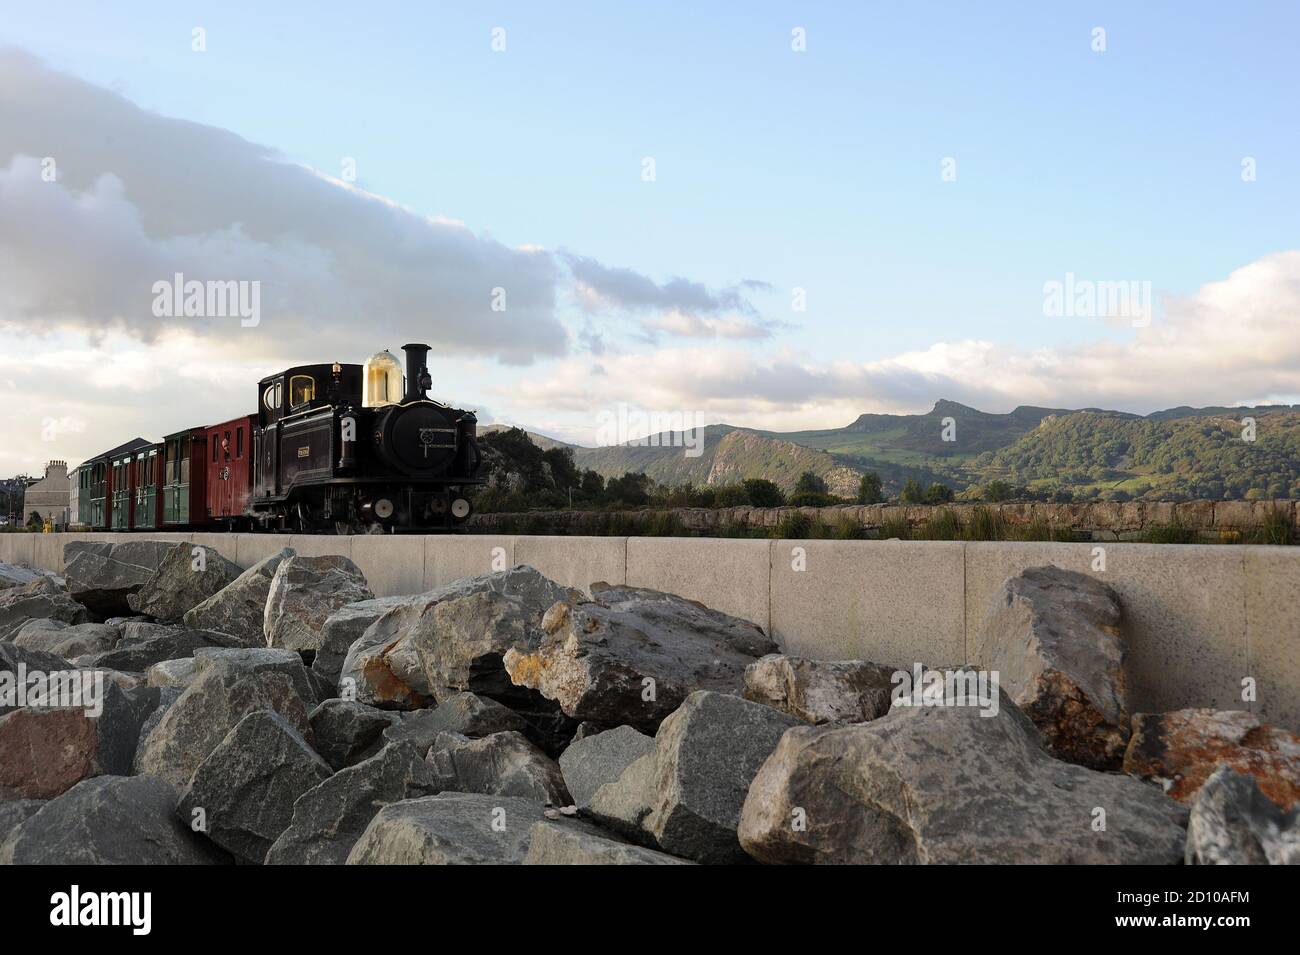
top-left (251, 344), bottom-right (483, 533)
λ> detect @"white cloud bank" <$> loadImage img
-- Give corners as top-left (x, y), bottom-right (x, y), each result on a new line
top-left (512, 251), bottom-right (1300, 440)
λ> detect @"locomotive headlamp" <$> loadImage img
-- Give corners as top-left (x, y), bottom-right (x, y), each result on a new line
top-left (450, 497), bottom-right (471, 520)
top-left (374, 498), bottom-right (395, 520)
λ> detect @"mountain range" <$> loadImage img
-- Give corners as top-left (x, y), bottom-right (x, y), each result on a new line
top-left (482, 401), bottom-right (1300, 500)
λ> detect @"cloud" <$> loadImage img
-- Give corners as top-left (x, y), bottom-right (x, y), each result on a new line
top-left (510, 251), bottom-right (1300, 439)
top-left (561, 251), bottom-right (783, 339)
top-left (0, 48), bottom-right (570, 363)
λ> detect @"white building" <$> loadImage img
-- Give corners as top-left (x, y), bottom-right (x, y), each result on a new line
top-left (22, 460), bottom-right (71, 529)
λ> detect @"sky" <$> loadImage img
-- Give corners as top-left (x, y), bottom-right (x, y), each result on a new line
top-left (1, 1), bottom-right (1299, 474)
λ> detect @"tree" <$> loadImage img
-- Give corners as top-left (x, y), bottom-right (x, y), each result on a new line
top-left (900, 478), bottom-right (925, 504)
top-left (742, 478), bottom-right (785, 507)
top-left (793, 471), bottom-right (828, 495)
top-left (26, 511), bottom-right (44, 529)
top-left (857, 471), bottom-right (883, 504)
top-left (579, 469), bottom-right (605, 498)
top-left (983, 480), bottom-right (1014, 502)
top-left (605, 471), bottom-right (651, 505)
top-left (923, 482), bottom-right (954, 505)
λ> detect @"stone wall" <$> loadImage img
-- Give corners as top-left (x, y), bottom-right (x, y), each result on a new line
top-left (471, 499), bottom-right (1299, 540)
top-left (6, 532), bottom-right (1298, 730)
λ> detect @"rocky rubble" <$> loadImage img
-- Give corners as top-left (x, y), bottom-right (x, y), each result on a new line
top-left (184, 549), bottom-right (293, 646)
top-left (128, 545), bottom-right (243, 622)
top-left (1124, 707), bottom-right (1300, 809)
top-left (264, 555), bottom-right (374, 652)
top-left (974, 565), bottom-right (1129, 769)
top-left (0, 544), bottom-right (1296, 866)
top-left (504, 583), bottom-right (778, 730)
top-left (738, 689), bottom-right (1189, 864)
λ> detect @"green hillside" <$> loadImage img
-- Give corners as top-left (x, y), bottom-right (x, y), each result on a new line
top-left (485, 401), bottom-right (1300, 502)
top-left (973, 410), bottom-right (1300, 499)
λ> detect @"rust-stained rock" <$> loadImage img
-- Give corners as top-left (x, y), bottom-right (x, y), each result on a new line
top-left (338, 566), bottom-right (576, 709)
top-left (0, 682), bottom-right (155, 799)
top-left (1124, 708), bottom-right (1300, 810)
top-left (975, 565), bottom-right (1128, 769)
top-left (504, 584), bottom-right (777, 730)
top-left (742, 654), bottom-right (894, 724)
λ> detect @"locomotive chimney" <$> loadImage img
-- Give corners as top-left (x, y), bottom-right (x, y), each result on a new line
top-left (401, 343), bottom-right (432, 402)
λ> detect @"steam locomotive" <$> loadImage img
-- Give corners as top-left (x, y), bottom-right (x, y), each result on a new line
top-left (69, 344), bottom-right (484, 534)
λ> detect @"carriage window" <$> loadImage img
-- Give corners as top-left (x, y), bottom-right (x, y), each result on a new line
top-left (223, 431), bottom-right (231, 461)
top-left (236, 427), bottom-right (244, 458)
top-left (212, 439), bottom-right (218, 463)
top-left (289, 375), bottom-right (315, 408)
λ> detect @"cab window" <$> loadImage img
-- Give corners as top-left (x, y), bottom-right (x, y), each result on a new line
top-left (263, 382), bottom-right (282, 411)
top-left (289, 375), bottom-right (315, 408)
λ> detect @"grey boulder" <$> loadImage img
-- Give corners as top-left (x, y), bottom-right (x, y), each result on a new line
top-left (312, 595), bottom-right (410, 687)
top-left (0, 577), bottom-right (89, 642)
top-left (183, 549), bottom-right (294, 647)
top-left (0, 775), bottom-right (228, 864)
top-left (974, 565), bottom-right (1128, 769)
top-left (427, 730), bottom-right (571, 804)
top-left (1, 642), bottom-right (73, 716)
top-left (738, 689), bottom-right (1189, 864)
top-left (264, 555), bottom-right (374, 652)
top-left (525, 817), bottom-right (693, 865)
top-left (1185, 766), bottom-right (1299, 865)
top-left (265, 741), bottom-right (441, 865)
top-left (83, 627), bottom-right (241, 672)
top-left (128, 544), bottom-right (243, 622)
top-left (133, 665), bottom-right (314, 790)
top-left (12, 620), bottom-right (118, 658)
top-left (192, 646), bottom-right (319, 705)
top-left (381, 692), bottom-right (528, 752)
top-left (309, 698), bottom-right (402, 770)
top-left (559, 724), bottom-right (655, 809)
top-left (146, 656), bottom-right (198, 688)
top-left (338, 565), bottom-right (577, 709)
top-left (504, 584), bottom-right (777, 730)
top-left (64, 540), bottom-right (179, 616)
top-left (589, 691), bottom-right (801, 863)
top-left (0, 799), bottom-right (44, 843)
top-left (177, 711), bottom-right (332, 863)
top-left (347, 793), bottom-right (548, 865)
top-left (742, 654), bottom-right (895, 724)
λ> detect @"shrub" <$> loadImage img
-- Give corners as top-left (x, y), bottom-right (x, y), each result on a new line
top-left (857, 472), bottom-right (883, 505)
top-left (743, 478), bottom-right (786, 508)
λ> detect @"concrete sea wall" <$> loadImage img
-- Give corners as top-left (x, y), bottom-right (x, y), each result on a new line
top-left (6, 532), bottom-right (1297, 730)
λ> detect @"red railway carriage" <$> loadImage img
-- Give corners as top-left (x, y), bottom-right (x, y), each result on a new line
top-left (204, 414), bottom-right (256, 524)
